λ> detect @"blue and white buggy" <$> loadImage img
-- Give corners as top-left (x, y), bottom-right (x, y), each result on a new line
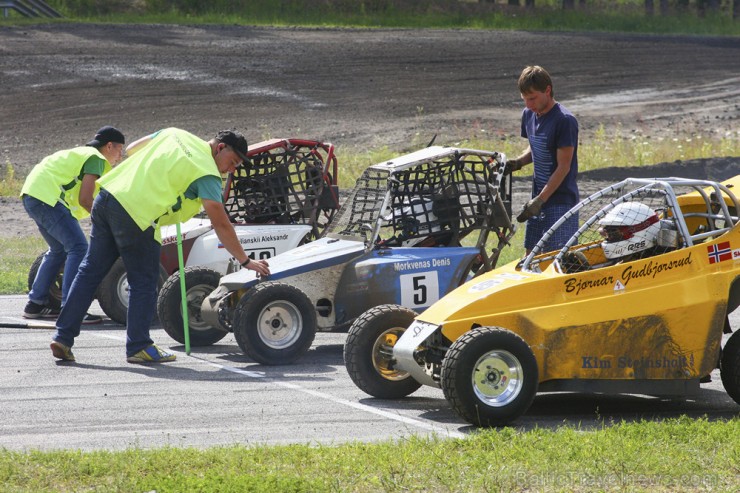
top-left (192, 146), bottom-right (516, 364)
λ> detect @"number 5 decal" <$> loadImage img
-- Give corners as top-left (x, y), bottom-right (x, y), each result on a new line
top-left (400, 271), bottom-right (440, 309)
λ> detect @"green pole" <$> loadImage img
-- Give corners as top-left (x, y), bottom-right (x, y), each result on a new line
top-left (176, 222), bottom-right (191, 355)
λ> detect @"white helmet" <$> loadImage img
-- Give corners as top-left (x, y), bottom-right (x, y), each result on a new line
top-left (599, 202), bottom-right (660, 260)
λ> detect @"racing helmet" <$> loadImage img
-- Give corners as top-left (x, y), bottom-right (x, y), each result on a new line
top-left (599, 202), bottom-right (661, 260)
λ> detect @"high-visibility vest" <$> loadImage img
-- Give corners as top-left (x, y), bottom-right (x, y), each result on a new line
top-left (98, 128), bottom-right (220, 235)
top-left (20, 146), bottom-right (110, 220)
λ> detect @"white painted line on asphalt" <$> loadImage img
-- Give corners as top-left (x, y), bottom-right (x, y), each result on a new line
top-left (90, 332), bottom-right (129, 341)
top-left (78, 331), bottom-right (465, 439)
top-left (280, 381), bottom-right (466, 439)
top-left (188, 354), bottom-right (466, 439)
top-left (189, 354), bottom-right (266, 379)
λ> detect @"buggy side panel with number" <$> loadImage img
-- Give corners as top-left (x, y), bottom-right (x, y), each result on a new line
top-left (331, 247), bottom-right (481, 327)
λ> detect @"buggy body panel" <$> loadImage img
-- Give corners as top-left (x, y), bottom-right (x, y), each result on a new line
top-left (159, 218), bottom-right (312, 274)
top-left (210, 241), bottom-right (481, 332)
top-left (217, 236), bottom-right (367, 292)
top-left (331, 247), bottom-right (481, 328)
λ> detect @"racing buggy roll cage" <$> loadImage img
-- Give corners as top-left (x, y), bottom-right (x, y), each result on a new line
top-left (521, 177), bottom-right (740, 274)
top-left (326, 148), bottom-right (515, 271)
top-left (223, 138), bottom-right (340, 240)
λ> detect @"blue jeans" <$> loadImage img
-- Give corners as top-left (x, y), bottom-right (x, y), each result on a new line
top-left (53, 189), bottom-right (161, 357)
top-left (23, 195), bottom-right (88, 307)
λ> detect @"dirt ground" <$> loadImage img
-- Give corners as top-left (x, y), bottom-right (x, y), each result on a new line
top-left (1, 24), bottom-right (738, 238)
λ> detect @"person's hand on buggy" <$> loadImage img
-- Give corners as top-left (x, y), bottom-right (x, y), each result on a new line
top-left (239, 256), bottom-right (270, 278)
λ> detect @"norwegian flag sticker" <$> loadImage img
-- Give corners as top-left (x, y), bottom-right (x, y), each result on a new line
top-left (707, 241), bottom-right (732, 264)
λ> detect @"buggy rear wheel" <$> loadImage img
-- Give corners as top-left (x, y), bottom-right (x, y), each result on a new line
top-left (721, 329), bottom-right (740, 405)
top-left (344, 304), bottom-right (422, 399)
top-left (441, 327), bottom-right (538, 427)
top-left (28, 252), bottom-right (63, 310)
top-left (157, 266), bottom-right (228, 346)
top-left (97, 258), bottom-right (168, 325)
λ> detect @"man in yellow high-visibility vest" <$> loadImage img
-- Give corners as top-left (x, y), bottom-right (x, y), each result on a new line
top-left (50, 128), bottom-right (270, 363)
top-left (21, 126), bottom-right (125, 323)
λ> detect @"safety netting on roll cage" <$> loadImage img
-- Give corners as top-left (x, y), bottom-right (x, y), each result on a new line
top-left (524, 179), bottom-right (738, 274)
top-left (224, 143), bottom-right (336, 238)
top-left (328, 152), bottom-right (505, 248)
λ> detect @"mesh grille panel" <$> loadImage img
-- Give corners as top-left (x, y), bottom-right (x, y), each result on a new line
top-left (328, 168), bottom-right (389, 237)
top-left (328, 151), bottom-right (504, 246)
top-left (223, 143), bottom-right (337, 238)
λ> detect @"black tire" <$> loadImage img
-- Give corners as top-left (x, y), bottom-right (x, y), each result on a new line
top-left (233, 281), bottom-right (316, 365)
top-left (96, 259), bottom-right (130, 325)
top-left (720, 330), bottom-right (740, 405)
top-left (157, 266), bottom-right (228, 346)
top-left (441, 327), bottom-right (538, 427)
top-left (344, 304), bottom-right (422, 399)
top-left (97, 258), bottom-right (167, 325)
top-left (28, 252), bottom-right (63, 310)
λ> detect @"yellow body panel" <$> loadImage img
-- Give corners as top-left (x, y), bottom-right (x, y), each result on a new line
top-left (424, 222), bottom-right (738, 384)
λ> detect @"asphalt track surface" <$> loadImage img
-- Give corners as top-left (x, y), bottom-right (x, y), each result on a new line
top-left (0, 295), bottom-right (738, 451)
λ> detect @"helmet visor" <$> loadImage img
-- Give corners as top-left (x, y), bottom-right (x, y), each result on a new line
top-left (599, 214), bottom-right (659, 242)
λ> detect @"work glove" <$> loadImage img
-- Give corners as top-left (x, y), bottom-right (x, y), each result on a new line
top-left (516, 196), bottom-right (544, 223)
top-left (505, 158), bottom-right (524, 174)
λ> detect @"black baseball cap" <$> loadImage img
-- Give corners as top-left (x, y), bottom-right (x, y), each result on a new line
top-left (216, 130), bottom-right (249, 164)
top-left (86, 126), bottom-right (125, 147)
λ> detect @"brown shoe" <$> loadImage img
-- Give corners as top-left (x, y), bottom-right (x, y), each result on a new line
top-left (50, 341), bottom-right (75, 362)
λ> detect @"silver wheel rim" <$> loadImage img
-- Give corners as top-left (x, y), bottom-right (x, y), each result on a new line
top-left (118, 275), bottom-right (130, 310)
top-left (257, 300), bottom-right (302, 349)
top-left (183, 283), bottom-right (216, 331)
top-left (371, 327), bottom-right (410, 382)
top-left (472, 350), bottom-right (523, 407)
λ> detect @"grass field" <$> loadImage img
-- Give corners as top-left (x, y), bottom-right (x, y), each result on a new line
top-left (4, 0), bottom-right (735, 37)
top-left (2, 417), bottom-right (738, 492)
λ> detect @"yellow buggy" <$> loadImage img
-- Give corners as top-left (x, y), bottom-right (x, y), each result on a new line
top-left (345, 175), bottom-right (740, 426)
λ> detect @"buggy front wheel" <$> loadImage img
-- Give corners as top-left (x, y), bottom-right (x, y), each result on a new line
top-left (233, 282), bottom-right (316, 365)
top-left (157, 266), bottom-right (228, 346)
top-left (344, 304), bottom-right (422, 399)
top-left (441, 327), bottom-right (538, 427)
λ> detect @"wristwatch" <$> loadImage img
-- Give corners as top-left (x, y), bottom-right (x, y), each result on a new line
top-left (240, 257), bottom-right (251, 267)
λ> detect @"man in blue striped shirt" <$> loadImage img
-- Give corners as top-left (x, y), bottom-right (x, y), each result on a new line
top-left (506, 65), bottom-right (579, 254)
